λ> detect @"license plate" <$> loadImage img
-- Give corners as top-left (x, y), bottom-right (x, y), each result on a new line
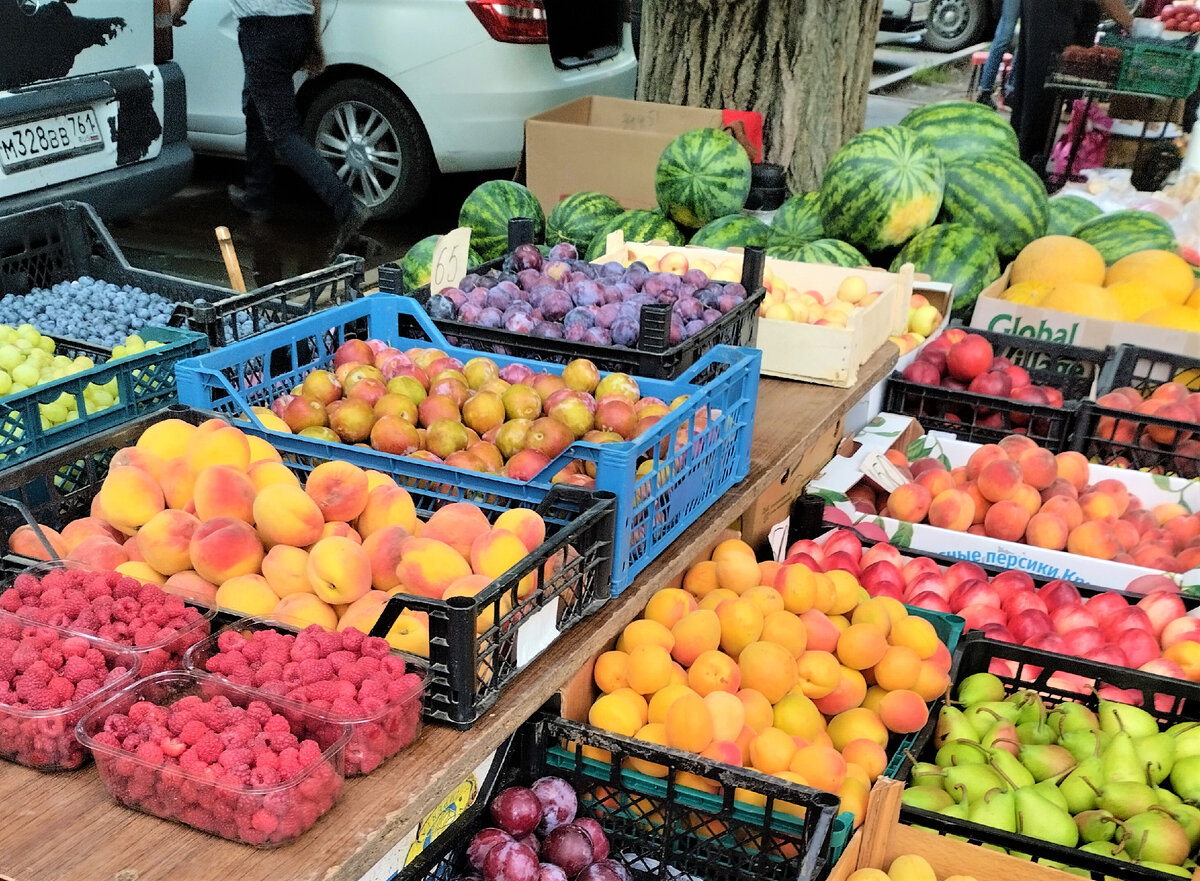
top-left (0, 109), bottom-right (103, 173)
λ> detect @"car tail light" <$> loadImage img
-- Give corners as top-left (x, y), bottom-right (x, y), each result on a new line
top-left (466, 0), bottom-right (548, 43)
top-left (154, 0), bottom-right (174, 63)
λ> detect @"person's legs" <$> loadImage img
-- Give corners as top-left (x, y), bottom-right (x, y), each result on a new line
top-left (237, 30), bottom-right (275, 215)
top-left (1012, 0), bottom-right (1075, 166)
top-left (978, 0), bottom-right (1021, 102)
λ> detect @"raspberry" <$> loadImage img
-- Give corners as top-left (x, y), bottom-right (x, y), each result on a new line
top-left (313, 630), bottom-right (343, 657)
top-left (23, 688), bottom-right (57, 710)
top-left (360, 636), bottom-right (389, 659)
top-left (137, 584), bottom-right (164, 606)
top-left (252, 661), bottom-right (283, 688)
top-left (113, 577), bottom-right (142, 600)
top-left (217, 631), bottom-right (245, 653)
top-left (339, 627), bottom-right (365, 652)
top-left (48, 677), bottom-right (74, 705)
top-left (136, 742), bottom-right (164, 763)
top-left (241, 638), bottom-right (266, 664)
top-left (39, 648), bottom-right (64, 669)
top-left (277, 747), bottom-right (302, 777)
top-left (112, 597), bottom-right (140, 623)
top-left (179, 720), bottom-right (210, 746)
top-left (263, 714), bottom-right (291, 734)
top-left (192, 734), bottom-right (223, 764)
top-left (83, 578), bottom-right (111, 600)
top-left (249, 767), bottom-right (280, 788)
top-left (326, 650), bottom-right (356, 672)
top-left (22, 660), bottom-right (53, 687)
top-left (59, 637), bottom-right (89, 658)
top-left (0, 592), bottom-right (22, 613)
top-left (245, 701), bottom-right (273, 725)
top-left (74, 679), bottom-right (102, 699)
top-left (338, 666), bottom-right (366, 687)
top-left (133, 625), bottom-right (162, 647)
top-left (298, 659), bottom-right (334, 685)
top-left (299, 681), bottom-right (341, 704)
top-left (297, 739), bottom-right (322, 766)
top-left (84, 648), bottom-right (106, 668)
top-left (381, 655), bottom-right (407, 677)
top-left (289, 638), bottom-right (320, 662)
top-left (331, 697), bottom-right (362, 718)
top-left (265, 731), bottom-right (298, 753)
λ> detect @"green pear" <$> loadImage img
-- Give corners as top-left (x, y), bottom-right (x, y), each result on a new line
top-left (936, 739), bottom-right (989, 768)
top-left (957, 672), bottom-right (1006, 705)
top-left (1137, 732), bottom-right (1177, 785)
top-left (1098, 699), bottom-right (1158, 738)
top-left (963, 704), bottom-right (1013, 737)
top-left (1018, 744), bottom-right (1077, 782)
top-left (1060, 729), bottom-right (1107, 763)
top-left (1169, 754), bottom-right (1200, 801)
top-left (1153, 803), bottom-right (1200, 850)
top-left (1049, 702), bottom-right (1099, 737)
top-left (1135, 863), bottom-right (1191, 878)
top-left (910, 761), bottom-right (943, 788)
top-left (1101, 732), bottom-right (1146, 785)
top-left (902, 785), bottom-right (954, 812)
top-left (1120, 811), bottom-right (1191, 865)
top-left (943, 763), bottom-right (1007, 803)
top-left (939, 801), bottom-right (969, 820)
top-left (1038, 860), bottom-right (1088, 878)
top-left (1060, 757), bottom-right (1105, 813)
top-left (1074, 809), bottom-right (1119, 843)
top-left (981, 719), bottom-right (1020, 756)
top-left (1155, 786), bottom-right (1183, 808)
top-left (934, 706), bottom-right (979, 748)
top-left (1016, 720), bottom-right (1055, 746)
top-left (1170, 722), bottom-right (1200, 760)
top-left (1030, 779), bottom-right (1070, 811)
top-left (1097, 781), bottom-right (1159, 820)
top-left (1014, 788), bottom-right (1079, 847)
top-left (1008, 689), bottom-right (1046, 726)
top-left (989, 748), bottom-right (1035, 789)
top-left (967, 787), bottom-right (1017, 832)
top-left (1078, 840), bottom-right (1130, 861)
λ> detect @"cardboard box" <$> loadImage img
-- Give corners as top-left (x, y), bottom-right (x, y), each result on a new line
top-left (808, 413), bottom-right (1200, 591)
top-left (525, 97), bottom-right (729, 215)
top-left (971, 266), bottom-right (1200, 358)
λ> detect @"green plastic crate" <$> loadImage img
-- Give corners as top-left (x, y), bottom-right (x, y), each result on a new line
top-left (1100, 34), bottom-right (1200, 98)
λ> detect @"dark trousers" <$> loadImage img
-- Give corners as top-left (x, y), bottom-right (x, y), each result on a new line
top-left (237, 15), bottom-right (353, 222)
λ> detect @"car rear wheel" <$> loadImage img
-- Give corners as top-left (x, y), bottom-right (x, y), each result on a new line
top-left (921, 0), bottom-right (990, 52)
top-left (303, 78), bottom-right (434, 219)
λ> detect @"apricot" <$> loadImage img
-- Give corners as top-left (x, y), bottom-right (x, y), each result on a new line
top-left (594, 650), bottom-right (631, 694)
top-left (393, 537), bottom-right (471, 599)
top-left (790, 745), bottom-right (846, 794)
top-left (983, 499), bottom-right (1031, 542)
top-left (189, 517), bottom-right (264, 585)
top-left (1055, 451), bottom-right (1091, 492)
top-left (715, 598), bottom-right (764, 658)
top-left (827, 707), bottom-right (888, 750)
top-left (800, 610), bottom-right (841, 653)
top-left (888, 483), bottom-right (933, 523)
top-left (736, 688), bottom-right (775, 733)
top-left (878, 688), bottom-right (929, 734)
top-left (670, 609), bottom-right (721, 666)
top-left (872, 644), bottom-right (922, 691)
top-left (1066, 520), bottom-right (1120, 560)
top-left (135, 509), bottom-right (200, 577)
top-left (812, 666), bottom-right (868, 716)
top-left (682, 560), bottom-right (720, 598)
top-left (836, 623), bottom-right (889, 670)
top-left (889, 616), bottom-right (939, 659)
top-left (927, 489), bottom-right (975, 531)
top-left (774, 563), bottom-right (817, 613)
top-left (66, 535), bottom-right (129, 570)
top-left (761, 609), bottom-right (808, 657)
top-left (260, 544), bottom-right (313, 597)
top-left (626, 724), bottom-right (670, 777)
top-left (688, 649), bottom-right (741, 696)
top-left (826, 570), bottom-right (862, 616)
top-left (748, 727), bottom-right (796, 774)
top-left (702, 691), bottom-right (745, 743)
top-left (627, 644), bottom-right (674, 695)
top-left (715, 553), bottom-right (760, 595)
top-left (664, 692), bottom-right (713, 752)
top-left (305, 460), bottom-right (369, 522)
top-left (272, 593), bottom-right (338, 630)
top-left (795, 650), bottom-right (841, 699)
top-left (758, 560), bottom-right (782, 587)
top-left (185, 423), bottom-right (251, 474)
top-left (850, 597), bottom-right (893, 636)
top-left (697, 588), bottom-right (739, 612)
top-left (772, 693), bottom-right (826, 740)
top-left (737, 640), bottom-right (797, 704)
top-left (842, 738), bottom-right (888, 782)
top-left (711, 538), bottom-right (756, 563)
top-left (644, 588), bottom-right (698, 633)
top-left (913, 661), bottom-right (951, 701)
top-left (215, 573), bottom-right (279, 617)
top-left (99, 466), bottom-right (165, 534)
top-left (618, 618), bottom-right (675, 652)
top-left (136, 418), bottom-right (196, 461)
top-left (589, 693), bottom-right (644, 738)
top-left (492, 508), bottom-right (546, 553)
top-left (356, 485), bottom-right (418, 538)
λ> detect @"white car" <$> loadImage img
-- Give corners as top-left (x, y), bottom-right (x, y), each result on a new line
top-left (174, 0), bottom-right (638, 218)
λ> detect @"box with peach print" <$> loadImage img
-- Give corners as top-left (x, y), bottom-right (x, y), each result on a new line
top-left (808, 412), bottom-right (1200, 594)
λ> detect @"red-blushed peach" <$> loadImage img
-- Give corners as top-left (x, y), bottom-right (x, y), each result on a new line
top-left (394, 536), bottom-right (472, 599)
top-left (1056, 451), bottom-right (1090, 492)
top-left (998, 434), bottom-right (1038, 459)
top-left (215, 574), bottom-right (279, 617)
top-left (317, 522), bottom-right (361, 544)
top-left (421, 502), bottom-right (492, 560)
top-left (1025, 512), bottom-right (1069, 550)
top-left (304, 460), bottom-right (370, 522)
top-left (878, 689), bottom-right (929, 734)
top-left (123, 535), bottom-right (144, 563)
top-left (252, 483), bottom-right (325, 548)
top-left (364, 469), bottom-right (397, 493)
top-left (927, 489), bottom-right (975, 531)
top-left (306, 536), bottom-right (372, 605)
top-left (110, 447), bottom-right (166, 483)
top-left (192, 464), bottom-right (257, 523)
top-left (359, 525), bottom-right (409, 592)
top-left (247, 460), bottom-right (299, 494)
top-left (444, 573), bottom-right (511, 636)
top-left (977, 459), bottom-right (1022, 503)
top-left (163, 570), bottom-right (218, 604)
top-left (189, 517), bottom-right (264, 585)
top-left (492, 508), bottom-right (547, 553)
top-left (355, 485), bottom-right (418, 538)
top-left (65, 535), bottom-right (129, 570)
top-left (260, 544), bottom-right (313, 597)
top-left (245, 433), bottom-right (283, 466)
top-left (1067, 520), bottom-right (1120, 560)
top-left (135, 509), bottom-right (201, 576)
top-left (58, 517), bottom-right (124, 553)
top-left (1016, 446), bottom-right (1058, 490)
top-left (115, 561), bottom-right (167, 585)
top-left (8, 524), bottom-right (66, 560)
top-left (158, 457), bottom-right (197, 511)
top-left (99, 466), bottom-right (165, 535)
top-left (185, 422), bottom-right (251, 474)
top-left (136, 418), bottom-right (196, 461)
top-left (965, 444), bottom-right (1007, 481)
top-left (984, 499), bottom-right (1031, 542)
top-left (470, 528), bottom-right (534, 597)
top-left (1041, 495), bottom-right (1084, 530)
top-left (272, 593), bottom-right (338, 630)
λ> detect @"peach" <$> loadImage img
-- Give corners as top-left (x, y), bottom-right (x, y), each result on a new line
top-left (6, 523), bottom-right (62, 563)
top-left (748, 727), bottom-right (796, 774)
top-left (247, 460), bottom-right (300, 494)
top-left (189, 517), bottom-right (264, 586)
top-left (273, 592), bottom-right (338, 630)
top-left (191, 464), bottom-right (257, 524)
top-left (355, 485), bottom-right (418, 538)
top-left (123, 535), bottom-right (145, 563)
top-left (137, 418), bottom-right (197, 461)
top-left (738, 640), bottom-right (797, 703)
top-left (1041, 495), bottom-right (1084, 530)
top-left (1016, 447), bottom-right (1058, 490)
top-left (302, 460), bottom-right (369, 523)
top-left (772, 693), bottom-right (826, 740)
top-left (249, 483), bottom-right (323, 548)
top-left (342, 594), bottom-right (428, 656)
top-left (157, 457), bottom-right (196, 511)
top-left (394, 537), bottom-right (471, 599)
top-left (317, 521), bottom-right (361, 544)
top-left (491, 508), bottom-right (546, 553)
top-left (1066, 520), bottom-right (1119, 560)
top-left (812, 666), bottom-right (868, 716)
top-left (915, 469), bottom-right (956, 498)
top-left (470, 528), bottom-right (531, 594)
top-left (364, 469), bottom-right (397, 493)
top-left (66, 535), bottom-right (129, 570)
top-left (627, 644), bottom-right (674, 695)
top-left (963, 482), bottom-right (990, 525)
top-left (688, 649), bottom-right (741, 696)
top-left (888, 483), bottom-right (933, 523)
top-left (260, 545), bottom-right (313, 597)
top-left (1155, 503), bottom-right (1189, 526)
top-left (422, 502), bottom-right (492, 560)
top-left (761, 609), bottom-right (808, 657)
top-left (878, 689), bottom-right (929, 734)
top-left (1056, 451), bottom-right (1091, 492)
top-left (58, 517), bottom-right (123, 552)
top-left (1165, 641), bottom-right (1200, 681)
top-left (215, 574), bottom-right (279, 617)
top-left (357, 525), bottom-right (408, 592)
top-left (246, 435), bottom-right (282, 466)
top-left (645, 587), bottom-right (698, 631)
top-left (445, 573), bottom-right (512, 637)
top-left (99, 466), bottom-right (165, 534)
top-left (110, 447), bottom-right (165, 484)
top-left (715, 598), bottom-right (764, 658)
top-left (1011, 483), bottom-right (1042, 518)
top-left (163, 570), bottom-right (217, 604)
top-left (594, 650), bottom-right (631, 694)
top-left (984, 499), bottom-right (1031, 542)
top-left (977, 459), bottom-right (1022, 503)
top-left (186, 423), bottom-right (251, 474)
top-left (619, 619), bottom-right (675, 652)
top-left (113, 561), bottom-right (165, 585)
top-left (827, 707), bottom-right (888, 751)
top-left (135, 509), bottom-right (200, 576)
top-left (998, 434), bottom-right (1038, 458)
top-left (795, 650), bottom-right (841, 698)
top-left (927, 489), bottom-right (975, 532)
top-left (306, 536), bottom-right (372, 605)
top-left (1080, 492), bottom-right (1119, 522)
top-left (774, 563), bottom-right (817, 613)
top-left (736, 688), bottom-right (775, 733)
top-left (966, 444), bottom-right (1007, 480)
top-left (664, 692), bottom-right (713, 753)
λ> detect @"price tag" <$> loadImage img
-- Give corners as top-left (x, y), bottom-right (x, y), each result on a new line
top-left (859, 451), bottom-right (909, 493)
top-left (429, 226), bottom-right (472, 294)
top-left (604, 229), bottom-right (626, 260)
top-left (515, 597), bottom-right (561, 668)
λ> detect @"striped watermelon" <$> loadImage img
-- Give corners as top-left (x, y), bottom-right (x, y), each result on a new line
top-left (767, 192), bottom-right (824, 259)
top-left (400, 235), bottom-right (483, 293)
top-left (1047, 195), bottom-right (1103, 236)
top-left (819, 126), bottom-right (945, 254)
top-left (586, 209), bottom-right (685, 261)
top-left (459, 180), bottom-right (546, 261)
top-left (1073, 209), bottom-right (1176, 263)
top-left (938, 153), bottom-right (1048, 260)
top-left (889, 223), bottom-right (1001, 321)
top-left (792, 239), bottom-right (868, 268)
top-left (655, 128), bottom-right (753, 229)
top-left (899, 101), bottom-right (1018, 163)
top-left (546, 191), bottom-right (624, 252)
top-left (689, 214), bottom-right (770, 250)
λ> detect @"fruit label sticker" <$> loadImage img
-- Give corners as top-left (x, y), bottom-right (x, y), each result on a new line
top-left (430, 227), bottom-right (472, 294)
top-left (516, 597), bottom-right (561, 667)
top-left (859, 451), bottom-right (908, 492)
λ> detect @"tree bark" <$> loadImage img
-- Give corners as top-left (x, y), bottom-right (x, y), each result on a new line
top-left (637, 0), bottom-right (883, 193)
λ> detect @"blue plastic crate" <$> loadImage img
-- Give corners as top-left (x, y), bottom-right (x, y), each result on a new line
top-left (0, 325), bottom-right (208, 468)
top-left (174, 295), bottom-right (761, 594)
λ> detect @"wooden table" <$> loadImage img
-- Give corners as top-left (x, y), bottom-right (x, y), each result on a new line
top-left (0, 349), bottom-right (896, 881)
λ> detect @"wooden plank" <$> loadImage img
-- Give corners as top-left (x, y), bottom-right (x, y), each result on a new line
top-left (0, 347), bottom-right (896, 881)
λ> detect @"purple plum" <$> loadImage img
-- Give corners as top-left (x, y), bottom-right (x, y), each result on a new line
top-left (570, 280), bottom-right (603, 308)
top-left (443, 288), bottom-right (467, 310)
top-left (486, 289), bottom-right (512, 311)
top-left (504, 312), bottom-right (537, 334)
top-left (684, 319), bottom-right (706, 338)
top-left (467, 829), bottom-right (514, 871)
top-left (599, 285), bottom-right (623, 305)
top-left (599, 261), bottom-right (624, 278)
top-left (503, 300), bottom-right (533, 317)
top-left (459, 273), bottom-right (482, 292)
top-left (478, 307), bottom-right (504, 329)
top-left (564, 323), bottom-right (587, 342)
top-left (536, 865), bottom-right (568, 881)
top-left (582, 327), bottom-right (611, 345)
top-left (702, 308), bottom-right (722, 323)
top-left (544, 260), bottom-right (570, 282)
top-left (563, 306), bottom-right (596, 330)
top-left (475, 275), bottom-right (498, 290)
top-left (540, 291), bottom-right (573, 322)
top-left (483, 841), bottom-right (539, 881)
top-left (642, 276), bottom-right (671, 298)
top-left (458, 302), bottom-right (484, 324)
top-left (697, 288), bottom-right (722, 309)
top-left (723, 281), bottom-right (747, 299)
top-left (677, 283), bottom-right (697, 299)
top-left (467, 288), bottom-right (489, 308)
top-left (613, 282), bottom-right (636, 300)
top-left (572, 818), bottom-right (609, 861)
top-left (541, 826), bottom-right (593, 876)
top-left (512, 243), bottom-right (543, 271)
top-left (683, 268), bottom-right (709, 288)
top-left (595, 303), bottom-right (621, 329)
top-left (491, 787), bottom-right (544, 837)
top-left (669, 321), bottom-right (683, 344)
top-left (427, 294), bottom-right (456, 320)
top-left (622, 266), bottom-right (649, 290)
top-left (547, 242), bottom-right (578, 261)
top-left (577, 860), bottom-right (630, 881)
top-left (494, 280), bottom-right (521, 297)
top-left (532, 777), bottom-right (578, 834)
top-left (610, 318), bottom-right (640, 347)
top-left (717, 294), bottom-right (741, 313)
top-left (533, 322), bottom-right (564, 339)
top-left (674, 296), bottom-right (703, 322)
top-left (516, 269), bottom-right (542, 289)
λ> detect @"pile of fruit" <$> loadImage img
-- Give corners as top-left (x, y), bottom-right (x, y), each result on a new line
top-left (846, 855), bottom-right (979, 881)
top-left (84, 686), bottom-right (343, 846)
top-left (1095, 380), bottom-right (1200, 474)
top-left (0, 618), bottom-right (135, 769)
top-left (890, 293), bottom-right (945, 356)
top-left (462, 778), bottom-right (627, 881)
top-left (9, 417), bottom-right (552, 659)
top-left (585, 538), bottom-right (954, 827)
top-left (905, 672), bottom-right (1200, 877)
top-left (1159, 3), bottom-right (1200, 31)
top-left (0, 277), bottom-right (176, 348)
top-left (877, 434), bottom-right (1200, 570)
top-left (191, 624), bottom-right (424, 775)
top-left (2, 566), bottom-right (210, 675)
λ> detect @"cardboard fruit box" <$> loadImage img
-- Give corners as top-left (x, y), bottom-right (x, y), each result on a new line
top-left (808, 412), bottom-right (1200, 592)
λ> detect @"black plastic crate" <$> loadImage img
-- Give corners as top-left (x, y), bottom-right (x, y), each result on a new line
top-left (894, 634), bottom-right (1200, 881)
top-left (0, 201), bottom-right (364, 349)
top-left (377, 221), bottom-right (765, 381)
top-left (1097, 343), bottom-right (1200, 396)
top-left (0, 405), bottom-right (617, 730)
top-left (398, 713), bottom-right (840, 881)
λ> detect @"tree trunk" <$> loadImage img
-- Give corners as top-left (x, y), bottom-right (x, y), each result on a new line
top-left (637, 0), bottom-right (883, 193)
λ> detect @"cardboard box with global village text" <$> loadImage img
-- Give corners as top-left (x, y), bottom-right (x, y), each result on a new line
top-left (970, 266), bottom-right (1200, 358)
top-left (807, 412), bottom-right (1200, 593)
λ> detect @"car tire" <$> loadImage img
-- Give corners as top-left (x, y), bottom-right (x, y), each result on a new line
top-left (921, 0), bottom-right (990, 52)
top-left (303, 77), bottom-right (434, 219)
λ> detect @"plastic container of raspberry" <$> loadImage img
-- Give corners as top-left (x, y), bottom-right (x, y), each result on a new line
top-left (0, 617), bottom-right (139, 771)
top-left (183, 618), bottom-right (429, 776)
top-left (77, 669), bottom-right (351, 847)
top-left (1, 561), bottom-right (217, 676)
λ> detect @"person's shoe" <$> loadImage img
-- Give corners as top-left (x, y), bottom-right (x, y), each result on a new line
top-left (976, 90), bottom-right (997, 110)
top-left (227, 185), bottom-right (273, 223)
top-left (328, 203), bottom-right (370, 263)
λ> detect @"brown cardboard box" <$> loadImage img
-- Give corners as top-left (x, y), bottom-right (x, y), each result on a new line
top-left (524, 96), bottom-right (725, 214)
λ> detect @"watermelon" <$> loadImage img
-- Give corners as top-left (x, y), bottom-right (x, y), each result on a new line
top-left (458, 180), bottom-right (546, 261)
top-left (889, 223), bottom-right (1001, 321)
top-left (1047, 195), bottom-right (1103, 236)
top-left (899, 101), bottom-right (1018, 163)
top-left (586, 209), bottom-right (685, 261)
top-left (791, 239), bottom-right (868, 268)
top-left (546, 191), bottom-right (624, 252)
top-left (688, 214), bottom-right (769, 250)
top-left (819, 126), bottom-right (945, 254)
top-left (938, 153), bottom-right (1048, 260)
top-left (766, 192), bottom-right (824, 259)
top-left (655, 128), bottom-right (753, 229)
top-left (399, 235), bottom-right (483, 293)
top-left (1073, 209), bottom-right (1177, 263)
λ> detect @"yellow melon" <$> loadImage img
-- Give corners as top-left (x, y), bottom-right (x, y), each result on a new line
top-left (1137, 305), bottom-right (1200, 332)
top-left (1106, 281), bottom-right (1168, 321)
top-left (1038, 283), bottom-right (1122, 320)
top-left (1186, 286), bottom-right (1200, 309)
top-left (1010, 236), bottom-right (1106, 288)
top-left (1105, 250), bottom-right (1194, 305)
top-left (1001, 281), bottom-right (1052, 306)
